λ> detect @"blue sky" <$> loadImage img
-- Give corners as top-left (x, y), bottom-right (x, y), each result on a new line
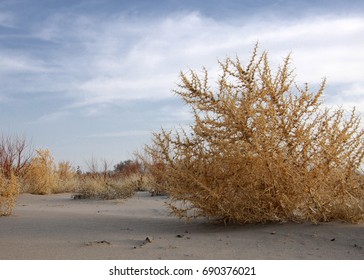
top-left (1, 0), bottom-right (364, 170)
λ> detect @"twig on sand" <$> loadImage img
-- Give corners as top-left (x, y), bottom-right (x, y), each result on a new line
top-left (84, 240), bottom-right (111, 246)
top-left (133, 236), bottom-right (153, 249)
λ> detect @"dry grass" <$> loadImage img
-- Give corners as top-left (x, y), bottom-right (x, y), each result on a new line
top-left (75, 175), bottom-right (137, 200)
top-left (23, 149), bottom-right (61, 194)
top-left (0, 171), bottom-right (19, 216)
top-left (54, 161), bottom-right (79, 193)
top-left (122, 172), bottom-right (165, 196)
top-left (0, 134), bottom-right (30, 215)
top-left (74, 158), bottom-right (140, 199)
top-left (22, 150), bottom-right (79, 195)
top-left (145, 45), bottom-right (364, 224)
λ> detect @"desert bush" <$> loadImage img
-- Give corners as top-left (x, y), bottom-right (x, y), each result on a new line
top-left (85, 157), bottom-right (112, 180)
top-left (138, 157), bottom-right (168, 196)
top-left (0, 171), bottom-right (20, 216)
top-left (145, 45), bottom-right (364, 224)
top-left (0, 134), bottom-right (30, 215)
top-left (54, 161), bottom-right (79, 193)
top-left (75, 158), bottom-right (137, 199)
top-left (113, 159), bottom-right (164, 195)
top-left (23, 149), bottom-right (59, 194)
top-left (0, 134), bottom-right (33, 178)
top-left (114, 159), bottom-right (143, 177)
top-left (75, 175), bottom-right (136, 200)
top-left (122, 173), bottom-right (160, 196)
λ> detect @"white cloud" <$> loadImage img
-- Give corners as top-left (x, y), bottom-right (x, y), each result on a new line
top-left (0, 53), bottom-right (47, 73)
top-left (269, 17), bottom-right (364, 84)
top-left (72, 13), bottom-right (363, 104)
top-left (74, 74), bottom-right (175, 105)
top-left (2, 11), bottom-right (364, 118)
top-left (33, 110), bottom-right (71, 123)
top-left (343, 83), bottom-right (364, 97)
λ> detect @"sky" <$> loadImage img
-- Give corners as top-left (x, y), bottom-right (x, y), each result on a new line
top-left (1, 0), bottom-right (364, 170)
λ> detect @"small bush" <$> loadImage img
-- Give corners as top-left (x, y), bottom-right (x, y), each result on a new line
top-left (55, 161), bottom-right (79, 193)
top-left (0, 171), bottom-right (20, 216)
top-left (0, 134), bottom-right (33, 178)
top-left (122, 172), bottom-right (165, 195)
top-left (75, 158), bottom-right (138, 199)
top-left (0, 134), bottom-right (30, 215)
top-left (114, 159), bottom-right (166, 195)
top-left (145, 45), bottom-right (364, 224)
top-left (114, 160), bottom-right (143, 177)
top-left (23, 149), bottom-right (59, 194)
top-left (138, 158), bottom-right (169, 196)
top-left (75, 175), bottom-right (136, 200)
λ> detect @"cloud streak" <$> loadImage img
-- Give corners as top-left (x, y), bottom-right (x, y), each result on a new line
top-left (1, 11), bottom-right (362, 124)
top-left (6, 12), bottom-right (361, 110)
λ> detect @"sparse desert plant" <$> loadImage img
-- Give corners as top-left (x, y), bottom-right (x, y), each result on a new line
top-left (85, 157), bottom-right (112, 180)
top-left (0, 134), bottom-right (33, 178)
top-left (75, 175), bottom-right (136, 200)
top-left (0, 171), bottom-right (20, 216)
top-left (138, 157), bottom-right (168, 196)
top-left (23, 149), bottom-right (59, 194)
top-left (113, 159), bottom-right (143, 177)
top-left (0, 134), bottom-right (30, 215)
top-left (145, 45), bottom-right (364, 224)
top-left (122, 172), bottom-right (161, 194)
top-left (113, 159), bottom-right (163, 195)
top-left (75, 158), bottom-right (137, 199)
top-left (54, 161), bottom-right (79, 193)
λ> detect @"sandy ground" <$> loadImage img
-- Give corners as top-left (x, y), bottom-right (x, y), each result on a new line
top-left (0, 192), bottom-right (363, 260)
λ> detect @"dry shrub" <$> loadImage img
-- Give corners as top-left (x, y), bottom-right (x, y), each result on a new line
top-left (0, 171), bottom-right (20, 216)
top-left (75, 175), bottom-right (136, 200)
top-left (114, 160), bottom-right (143, 177)
top-left (114, 159), bottom-right (165, 195)
top-left (0, 134), bottom-right (30, 215)
top-left (23, 149), bottom-right (59, 194)
top-left (54, 161), bottom-right (79, 193)
top-left (145, 45), bottom-right (364, 224)
top-left (122, 172), bottom-right (165, 195)
top-left (22, 154), bottom-right (78, 194)
top-left (75, 158), bottom-right (137, 200)
top-left (0, 134), bottom-right (33, 178)
top-left (139, 158), bottom-right (169, 196)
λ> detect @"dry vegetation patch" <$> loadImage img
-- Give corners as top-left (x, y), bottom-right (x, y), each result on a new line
top-left (0, 172), bottom-right (19, 216)
top-left (0, 134), bottom-right (31, 215)
top-left (145, 45), bottom-right (364, 224)
top-left (23, 149), bottom-right (62, 194)
top-left (74, 159), bottom-right (143, 200)
top-left (75, 175), bottom-right (136, 200)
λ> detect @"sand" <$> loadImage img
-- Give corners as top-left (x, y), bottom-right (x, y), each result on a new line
top-left (0, 192), bottom-right (363, 260)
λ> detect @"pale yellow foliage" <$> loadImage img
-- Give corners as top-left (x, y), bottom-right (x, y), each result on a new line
top-left (146, 45), bottom-right (364, 224)
top-left (23, 149), bottom-right (59, 194)
top-left (75, 175), bottom-right (136, 200)
top-left (55, 161), bottom-right (78, 193)
top-left (0, 171), bottom-right (20, 216)
top-left (122, 173), bottom-right (162, 195)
